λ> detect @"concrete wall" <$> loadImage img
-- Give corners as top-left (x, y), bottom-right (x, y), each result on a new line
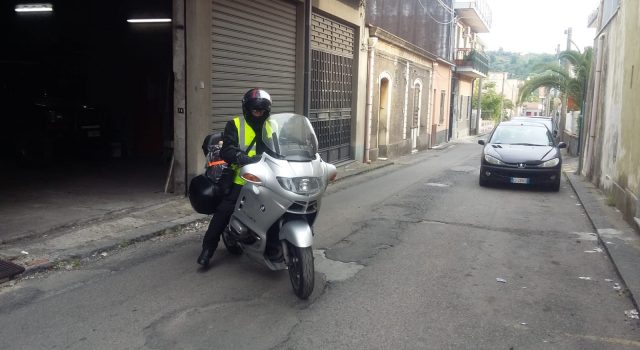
top-left (185, 0), bottom-right (213, 186)
top-left (583, 0), bottom-right (640, 228)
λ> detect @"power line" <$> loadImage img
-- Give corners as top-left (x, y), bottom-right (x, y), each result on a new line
top-left (416, 0), bottom-right (456, 25)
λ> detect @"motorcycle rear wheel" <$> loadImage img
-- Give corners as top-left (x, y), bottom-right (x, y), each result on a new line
top-left (287, 243), bottom-right (314, 299)
top-left (222, 230), bottom-right (243, 255)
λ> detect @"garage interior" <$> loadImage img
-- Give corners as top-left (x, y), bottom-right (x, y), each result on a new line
top-left (0, 0), bottom-right (176, 242)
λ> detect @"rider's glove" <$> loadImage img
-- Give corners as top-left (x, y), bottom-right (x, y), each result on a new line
top-left (236, 152), bottom-right (260, 166)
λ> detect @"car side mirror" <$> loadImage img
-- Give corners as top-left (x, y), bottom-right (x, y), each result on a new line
top-left (478, 140), bottom-right (486, 145)
top-left (557, 142), bottom-right (567, 149)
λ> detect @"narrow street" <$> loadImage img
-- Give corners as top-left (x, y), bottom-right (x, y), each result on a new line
top-left (1, 140), bottom-right (638, 350)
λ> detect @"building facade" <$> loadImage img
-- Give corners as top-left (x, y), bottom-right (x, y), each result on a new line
top-left (449, 0), bottom-right (491, 140)
top-left (363, 0), bottom-right (454, 161)
top-left (175, 0), bottom-right (366, 192)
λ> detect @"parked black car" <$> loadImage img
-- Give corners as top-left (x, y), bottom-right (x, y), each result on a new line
top-left (478, 121), bottom-right (567, 191)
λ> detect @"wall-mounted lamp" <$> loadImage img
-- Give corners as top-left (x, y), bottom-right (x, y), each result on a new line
top-left (126, 18), bottom-right (172, 23)
top-left (15, 3), bottom-right (53, 12)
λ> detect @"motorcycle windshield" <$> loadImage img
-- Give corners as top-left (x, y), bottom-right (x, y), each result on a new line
top-left (263, 113), bottom-right (319, 161)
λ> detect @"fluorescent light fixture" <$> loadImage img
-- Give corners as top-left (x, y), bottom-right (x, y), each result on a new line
top-left (15, 3), bottom-right (53, 12)
top-left (126, 18), bottom-right (172, 23)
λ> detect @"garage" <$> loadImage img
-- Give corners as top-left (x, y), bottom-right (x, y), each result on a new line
top-left (0, 1), bottom-right (174, 240)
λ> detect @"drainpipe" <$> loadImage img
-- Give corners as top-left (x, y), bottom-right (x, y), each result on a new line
top-left (364, 36), bottom-right (378, 164)
top-left (583, 34), bottom-right (604, 177)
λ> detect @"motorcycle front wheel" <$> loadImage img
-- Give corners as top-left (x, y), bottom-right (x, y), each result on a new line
top-left (286, 242), bottom-right (314, 299)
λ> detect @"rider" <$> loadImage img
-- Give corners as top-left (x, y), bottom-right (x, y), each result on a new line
top-left (197, 88), bottom-right (272, 268)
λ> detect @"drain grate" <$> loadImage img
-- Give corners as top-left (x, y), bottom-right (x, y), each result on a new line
top-left (0, 260), bottom-right (25, 280)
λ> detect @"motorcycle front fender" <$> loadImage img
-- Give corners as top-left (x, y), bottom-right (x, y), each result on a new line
top-left (279, 219), bottom-right (313, 248)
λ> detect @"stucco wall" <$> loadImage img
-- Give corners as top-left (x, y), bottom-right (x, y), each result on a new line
top-left (454, 76), bottom-right (474, 139)
top-left (432, 62), bottom-right (452, 145)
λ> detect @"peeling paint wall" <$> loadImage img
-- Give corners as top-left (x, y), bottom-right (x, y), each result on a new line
top-left (618, 0), bottom-right (640, 220)
top-left (586, 0), bottom-right (640, 225)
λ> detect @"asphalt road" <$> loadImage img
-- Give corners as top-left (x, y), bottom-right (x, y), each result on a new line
top-left (1, 140), bottom-right (639, 349)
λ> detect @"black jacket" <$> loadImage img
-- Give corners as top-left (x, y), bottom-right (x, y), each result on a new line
top-left (220, 114), bottom-right (267, 166)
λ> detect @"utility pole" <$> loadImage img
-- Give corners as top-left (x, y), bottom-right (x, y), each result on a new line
top-left (559, 27), bottom-right (572, 142)
top-left (499, 72), bottom-right (506, 121)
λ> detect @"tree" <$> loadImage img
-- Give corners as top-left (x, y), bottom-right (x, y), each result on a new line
top-left (518, 49), bottom-right (593, 111)
top-left (472, 81), bottom-right (510, 121)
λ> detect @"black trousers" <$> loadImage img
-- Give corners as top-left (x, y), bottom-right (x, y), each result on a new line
top-left (202, 184), bottom-right (242, 250)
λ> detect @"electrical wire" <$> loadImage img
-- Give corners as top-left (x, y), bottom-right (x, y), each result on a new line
top-left (416, 0), bottom-right (456, 25)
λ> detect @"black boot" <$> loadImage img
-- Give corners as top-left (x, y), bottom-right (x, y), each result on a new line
top-left (197, 247), bottom-right (214, 267)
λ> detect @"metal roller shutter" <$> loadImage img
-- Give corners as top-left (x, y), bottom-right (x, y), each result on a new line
top-left (211, 0), bottom-right (297, 131)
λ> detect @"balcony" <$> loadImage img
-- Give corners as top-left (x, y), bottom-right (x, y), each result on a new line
top-left (454, 0), bottom-right (492, 33)
top-left (454, 48), bottom-right (489, 78)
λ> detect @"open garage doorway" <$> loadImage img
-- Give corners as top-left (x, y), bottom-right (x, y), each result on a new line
top-left (0, 0), bottom-right (175, 243)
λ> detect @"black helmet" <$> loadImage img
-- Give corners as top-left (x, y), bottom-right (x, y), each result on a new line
top-left (242, 88), bottom-right (271, 117)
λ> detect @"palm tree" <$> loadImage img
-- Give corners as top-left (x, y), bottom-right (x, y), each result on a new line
top-left (518, 49), bottom-right (593, 136)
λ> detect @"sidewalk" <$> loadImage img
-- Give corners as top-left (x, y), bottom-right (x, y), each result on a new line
top-left (0, 158), bottom-right (394, 279)
top-left (562, 154), bottom-right (640, 309)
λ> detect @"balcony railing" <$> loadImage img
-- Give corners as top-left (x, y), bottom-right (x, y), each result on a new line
top-left (454, 48), bottom-right (489, 77)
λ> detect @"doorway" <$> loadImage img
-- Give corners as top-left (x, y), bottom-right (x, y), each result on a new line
top-left (377, 77), bottom-right (390, 157)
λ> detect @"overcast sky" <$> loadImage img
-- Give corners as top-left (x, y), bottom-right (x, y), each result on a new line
top-left (478, 0), bottom-right (600, 54)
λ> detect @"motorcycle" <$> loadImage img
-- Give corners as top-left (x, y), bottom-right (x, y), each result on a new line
top-left (222, 113), bottom-right (336, 299)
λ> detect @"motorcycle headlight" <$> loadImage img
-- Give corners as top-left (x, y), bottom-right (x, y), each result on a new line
top-left (540, 158), bottom-right (560, 167)
top-left (277, 177), bottom-right (322, 195)
top-left (484, 154), bottom-right (504, 165)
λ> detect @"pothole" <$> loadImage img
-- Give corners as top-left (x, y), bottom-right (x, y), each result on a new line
top-left (314, 250), bottom-right (364, 282)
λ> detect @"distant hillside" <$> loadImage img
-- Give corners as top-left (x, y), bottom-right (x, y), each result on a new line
top-left (486, 50), bottom-right (557, 80)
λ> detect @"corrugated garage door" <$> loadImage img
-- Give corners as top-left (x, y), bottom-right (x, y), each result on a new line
top-left (211, 0), bottom-right (297, 131)
top-left (310, 13), bottom-right (354, 163)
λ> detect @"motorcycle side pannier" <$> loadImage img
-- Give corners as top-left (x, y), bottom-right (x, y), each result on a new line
top-left (188, 174), bottom-right (222, 214)
top-left (188, 132), bottom-right (232, 214)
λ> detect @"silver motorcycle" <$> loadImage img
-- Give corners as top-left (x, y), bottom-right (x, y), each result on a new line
top-left (221, 113), bottom-right (337, 299)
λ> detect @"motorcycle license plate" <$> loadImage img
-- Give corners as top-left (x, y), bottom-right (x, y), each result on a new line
top-left (510, 177), bottom-right (530, 184)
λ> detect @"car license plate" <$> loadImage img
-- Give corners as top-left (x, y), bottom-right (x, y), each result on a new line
top-left (510, 177), bottom-right (530, 184)
top-left (87, 130), bottom-right (101, 138)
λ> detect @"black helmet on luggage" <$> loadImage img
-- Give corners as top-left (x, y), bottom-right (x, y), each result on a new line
top-left (242, 88), bottom-right (271, 118)
top-left (188, 174), bottom-right (222, 215)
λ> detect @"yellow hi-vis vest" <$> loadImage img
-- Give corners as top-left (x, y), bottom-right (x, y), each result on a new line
top-left (231, 116), bottom-right (276, 185)
top-left (232, 116), bottom-right (257, 185)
